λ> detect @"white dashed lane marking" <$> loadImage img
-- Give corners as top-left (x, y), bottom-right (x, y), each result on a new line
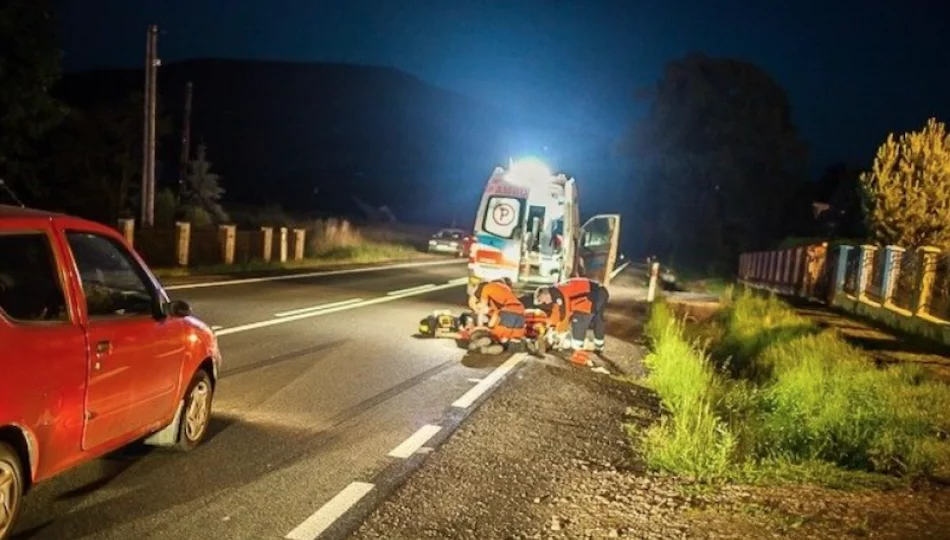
top-left (285, 482), bottom-right (375, 540)
top-left (387, 424), bottom-right (443, 459)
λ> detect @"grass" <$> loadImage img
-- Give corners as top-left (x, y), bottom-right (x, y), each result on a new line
top-left (634, 289), bottom-right (950, 488)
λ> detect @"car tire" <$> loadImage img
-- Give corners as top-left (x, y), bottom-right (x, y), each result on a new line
top-left (175, 370), bottom-right (214, 452)
top-left (0, 442), bottom-right (24, 540)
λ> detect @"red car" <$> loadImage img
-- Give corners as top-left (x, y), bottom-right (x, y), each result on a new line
top-left (0, 205), bottom-right (221, 539)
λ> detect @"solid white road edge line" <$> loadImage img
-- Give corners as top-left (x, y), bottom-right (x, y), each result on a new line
top-left (285, 481), bottom-right (375, 540)
top-left (387, 424), bottom-right (443, 459)
top-left (386, 283), bottom-right (436, 296)
top-left (610, 260), bottom-right (632, 279)
top-left (164, 259), bottom-right (465, 291)
top-left (451, 354), bottom-right (525, 409)
top-left (214, 281), bottom-right (464, 337)
top-left (274, 298), bottom-right (364, 318)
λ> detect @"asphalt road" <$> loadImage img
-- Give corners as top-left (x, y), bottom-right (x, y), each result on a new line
top-left (11, 259), bottom-right (506, 540)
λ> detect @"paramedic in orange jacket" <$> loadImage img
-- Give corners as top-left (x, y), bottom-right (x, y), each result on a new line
top-left (468, 278), bottom-right (526, 353)
top-left (534, 277), bottom-right (609, 353)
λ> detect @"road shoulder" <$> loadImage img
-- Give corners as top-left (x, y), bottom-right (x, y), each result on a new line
top-left (350, 284), bottom-right (950, 540)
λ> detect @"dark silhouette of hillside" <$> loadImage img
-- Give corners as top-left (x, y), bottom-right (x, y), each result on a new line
top-left (54, 59), bottom-right (536, 225)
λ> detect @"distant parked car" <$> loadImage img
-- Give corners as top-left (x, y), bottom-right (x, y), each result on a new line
top-left (428, 228), bottom-right (471, 257)
top-left (660, 267), bottom-right (678, 290)
top-left (0, 204), bottom-right (221, 539)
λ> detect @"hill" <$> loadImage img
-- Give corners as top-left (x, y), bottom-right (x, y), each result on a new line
top-left (56, 59), bottom-right (530, 225)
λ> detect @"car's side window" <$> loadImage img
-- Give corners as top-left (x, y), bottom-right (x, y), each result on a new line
top-left (0, 232), bottom-right (70, 323)
top-left (66, 231), bottom-right (156, 319)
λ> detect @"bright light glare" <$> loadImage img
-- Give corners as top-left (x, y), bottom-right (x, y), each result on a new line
top-left (507, 157), bottom-right (552, 185)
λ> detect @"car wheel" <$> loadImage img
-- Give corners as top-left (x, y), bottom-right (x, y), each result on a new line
top-left (175, 370), bottom-right (214, 452)
top-left (0, 442), bottom-right (24, 540)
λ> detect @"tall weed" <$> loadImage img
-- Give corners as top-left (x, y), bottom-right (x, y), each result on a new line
top-left (635, 291), bottom-right (950, 486)
top-left (640, 301), bottom-right (735, 480)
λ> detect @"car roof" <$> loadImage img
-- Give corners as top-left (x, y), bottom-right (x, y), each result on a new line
top-left (0, 204), bottom-right (69, 219)
top-left (0, 204), bottom-right (117, 235)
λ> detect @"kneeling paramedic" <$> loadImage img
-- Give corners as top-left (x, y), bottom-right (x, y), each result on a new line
top-left (468, 278), bottom-right (526, 354)
top-left (535, 277), bottom-right (609, 354)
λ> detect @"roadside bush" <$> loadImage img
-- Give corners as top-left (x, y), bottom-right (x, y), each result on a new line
top-left (308, 218), bottom-right (361, 257)
top-left (181, 204), bottom-right (214, 229)
top-left (637, 291), bottom-right (950, 486)
top-left (307, 218), bottom-right (417, 261)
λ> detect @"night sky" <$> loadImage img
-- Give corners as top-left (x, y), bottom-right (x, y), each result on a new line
top-left (56, 0), bottom-right (950, 176)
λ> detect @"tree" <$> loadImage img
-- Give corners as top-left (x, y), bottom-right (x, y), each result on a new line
top-left (0, 0), bottom-right (65, 197)
top-left (183, 144), bottom-right (228, 224)
top-left (815, 162), bottom-right (865, 239)
top-left (620, 54), bottom-right (809, 272)
top-left (47, 92), bottom-right (171, 223)
top-left (860, 118), bottom-right (950, 249)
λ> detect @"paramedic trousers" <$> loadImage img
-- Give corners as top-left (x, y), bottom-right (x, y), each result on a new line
top-left (569, 287), bottom-right (609, 350)
top-left (491, 310), bottom-right (526, 342)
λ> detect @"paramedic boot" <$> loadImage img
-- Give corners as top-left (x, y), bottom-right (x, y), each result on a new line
top-left (467, 329), bottom-right (494, 352)
top-left (593, 338), bottom-right (606, 355)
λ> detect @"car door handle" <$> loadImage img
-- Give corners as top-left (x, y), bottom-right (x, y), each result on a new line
top-left (95, 340), bottom-right (112, 356)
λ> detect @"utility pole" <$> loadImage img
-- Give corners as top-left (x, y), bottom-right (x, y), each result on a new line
top-left (178, 81), bottom-right (193, 201)
top-left (141, 24), bottom-right (159, 227)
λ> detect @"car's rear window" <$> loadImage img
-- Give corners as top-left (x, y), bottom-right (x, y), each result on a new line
top-left (0, 232), bottom-right (69, 323)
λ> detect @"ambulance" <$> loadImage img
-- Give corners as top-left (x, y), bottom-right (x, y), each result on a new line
top-left (466, 158), bottom-right (621, 296)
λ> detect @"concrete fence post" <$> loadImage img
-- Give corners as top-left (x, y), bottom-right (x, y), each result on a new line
top-left (260, 227), bottom-right (274, 263)
top-left (218, 225), bottom-right (236, 265)
top-left (856, 245), bottom-right (877, 300)
top-left (834, 245), bottom-right (853, 297)
top-left (915, 246), bottom-right (941, 317)
top-left (278, 227), bottom-right (289, 263)
top-left (647, 262), bottom-right (660, 302)
top-left (293, 228), bottom-right (306, 261)
top-left (117, 218), bottom-right (135, 247)
top-left (814, 242), bottom-right (829, 301)
top-left (881, 245), bottom-right (904, 305)
top-left (175, 221), bottom-right (191, 267)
